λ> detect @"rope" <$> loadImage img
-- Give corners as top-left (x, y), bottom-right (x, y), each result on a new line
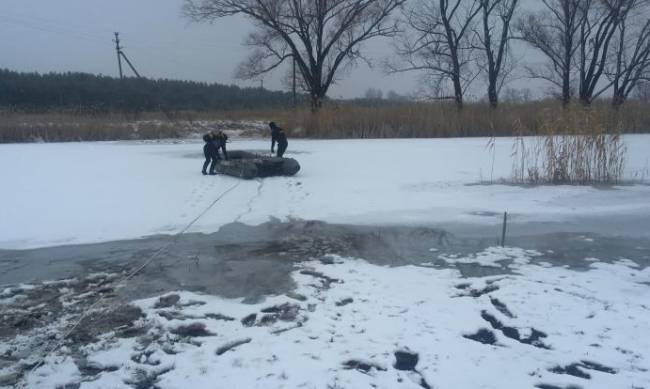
top-left (23, 180), bottom-right (242, 383)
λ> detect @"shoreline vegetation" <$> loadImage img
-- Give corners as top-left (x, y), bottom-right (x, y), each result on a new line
top-left (2, 101), bottom-right (649, 144)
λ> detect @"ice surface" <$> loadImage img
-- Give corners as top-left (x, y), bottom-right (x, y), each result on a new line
top-left (1, 136), bottom-right (650, 249)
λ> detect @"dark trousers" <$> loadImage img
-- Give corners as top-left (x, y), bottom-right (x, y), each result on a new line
top-left (202, 157), bottom-right (217, 174)
top-left (277, 141), bottom-right (288, 158)
top-left (202, 144), bottom-right (218, 174)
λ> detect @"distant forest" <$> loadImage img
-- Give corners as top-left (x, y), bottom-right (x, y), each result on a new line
top-left (0, 69), bottom-right (297, 113)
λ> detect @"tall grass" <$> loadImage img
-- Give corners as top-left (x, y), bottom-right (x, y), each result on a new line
top-left (1, 100), bottom-right (649, 143)
top-left (511, 106), bottom-right (627, 185)
top-left (0, 112), bottom-right (183, 143)
top-left (257, 102), bottom-right (545, 138)
top-left (250, 100), bottom-right (650, 139)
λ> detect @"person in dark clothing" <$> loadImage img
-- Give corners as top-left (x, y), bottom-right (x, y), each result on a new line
top-left (269, 122), bottom-right (288, 158)
top-left (202, 132), bottom-right (218, 175)
top-left (214, 130), bottom-right (229, 161)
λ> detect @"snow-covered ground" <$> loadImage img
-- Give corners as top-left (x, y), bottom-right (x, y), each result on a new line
top-left (1, 135), bottom-right (649, 249)
top-left (13, 251), bottom-right (650, 389)
top-left (1, 135), bottom-right (650, 389)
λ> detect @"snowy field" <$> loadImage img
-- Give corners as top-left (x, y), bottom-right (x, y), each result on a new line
top-left (8, 251), bottom-right (650, 389)
top-left (1, 135), bottom-right (649, 249)
top-left (1, 135), bottom-right (650, 389)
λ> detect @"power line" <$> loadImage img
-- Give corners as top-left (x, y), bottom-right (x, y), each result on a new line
top-left (0, 10), bottom-right (111, 34)
top-left (0, 15), bottom-right (107, 44)
top-left (0, 12), bottom-right (241, 51)
top-left (0, 12), bottom-right (284, 88)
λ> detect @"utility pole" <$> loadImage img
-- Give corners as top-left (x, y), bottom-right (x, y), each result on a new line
top-left (292, 55), bottom-right (297, 108)
top-left (113, 32), bottom-right (141, 79)
top-left (113, 32), bottom-right (123, 79)
top-left (121, 52), bottom-right (141, 78)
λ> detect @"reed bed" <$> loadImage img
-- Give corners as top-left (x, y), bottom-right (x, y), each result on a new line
top-left (1, 100), bottom-right (648, 145)
top-left (511, 107), bottom-right (627, 185)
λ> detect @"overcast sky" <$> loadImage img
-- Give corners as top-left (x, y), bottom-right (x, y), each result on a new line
top-left (0, 0), bottom-right (544, 99)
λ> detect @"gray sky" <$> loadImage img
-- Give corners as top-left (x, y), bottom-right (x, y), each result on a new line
top-left (0, 0), bottom-right (543, 99)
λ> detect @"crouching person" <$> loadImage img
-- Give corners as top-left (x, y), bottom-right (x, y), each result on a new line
top-left (269, 122), bottom-right (288, 158)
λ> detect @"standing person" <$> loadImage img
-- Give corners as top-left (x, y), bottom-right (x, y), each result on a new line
top-left (215, 130), bottom-right (229, 161)
top-left (269, 122), bottom-right (288, 158)
top-left (201, 132), bottom-right (218, 175)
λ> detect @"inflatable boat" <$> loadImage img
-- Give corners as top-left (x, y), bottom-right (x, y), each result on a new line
top-left (215, 150), bottom-right (300, 179)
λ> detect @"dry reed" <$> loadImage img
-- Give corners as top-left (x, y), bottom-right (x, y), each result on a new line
top-left (511, 106), bottom-right (627, 185)
top-left (0, 112), bottom-right (183, 143)
top-left (1, 100), bottom-right (649, 143)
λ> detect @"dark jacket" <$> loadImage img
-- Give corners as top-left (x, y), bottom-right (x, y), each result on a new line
top-left (271, 125), bottom-right (288, 150)
top-left (203, 133), bottom-right (218, 158)
top-left (214, 131), bottom-right (228, 148)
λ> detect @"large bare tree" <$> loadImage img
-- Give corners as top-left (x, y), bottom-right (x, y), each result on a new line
top-left (389, 0), bottom-right (481, 110)
top-left (184, 0), bottom-right (405, 110)
top-left (576, 0), bottom-right (634, 105)
top-left (516, 0), bottom-right (585, 106)
top-left (608, 1), bottom-right (650, 107)
top-left (475, 0), bottom-right (519, 108)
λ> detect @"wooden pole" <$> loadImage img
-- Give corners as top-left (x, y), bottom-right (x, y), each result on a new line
top-left (501, 211), bottom-right (508, 247)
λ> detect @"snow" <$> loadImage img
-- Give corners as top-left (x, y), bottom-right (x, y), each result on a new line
top-left (24, 356), bottom-right (80, 388)
top-left (1, 135), bottom-right (650, 249)
top-left (2, 134), bottom-right (650, 388)
top-left (438, 246), bottom-right (543, 267)
top-left (16, 251), bottom-right (650, 389)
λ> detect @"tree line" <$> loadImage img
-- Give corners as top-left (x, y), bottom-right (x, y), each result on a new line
top-left (185, 0), bottom-right (650, 110)
top-left (0, 69), bottom-right (296, 113)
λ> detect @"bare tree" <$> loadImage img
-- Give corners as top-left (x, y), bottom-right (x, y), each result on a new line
top-left (388, 0), bottom-right (481, 110)
top-left (635, 80), bottom-right (650, 102)
top-left (608, 1), bottom-right (650, 107)
top-left (576, 0), bottom-right (634, 105)
top-left (386, 89), bottom-right (408, 101)
top-left (364, 87), bottom-right (384, 99)
top-left (517, 0), bottom-right (585, 106)
top-left (475, 0), bottom-right (520, 108)
top-left (184, 0), bottom-right (405, 110)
